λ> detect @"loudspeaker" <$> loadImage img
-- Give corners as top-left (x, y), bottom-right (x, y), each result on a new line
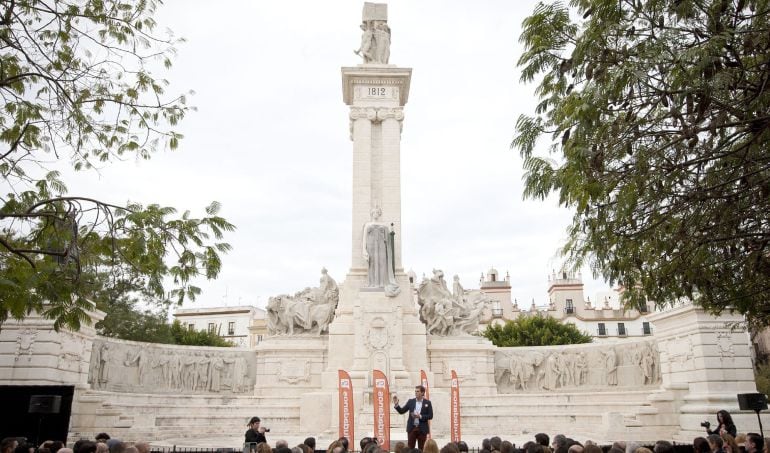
top-left (738, 393), bottom-right (768, 411)
top-left (28, 395), bottom-right (62, 414)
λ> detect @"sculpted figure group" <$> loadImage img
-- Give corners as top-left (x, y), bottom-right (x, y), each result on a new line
top-left (267, 268), bottom-right (339, 335)
top-left (495, 341), bottom-right (660, 393)
top-left (354, 19), bottom-right (391, 64)
top-left (88, 340), bottom-right (252, 394)
top-left (417, 270), bottom-right (493, 336)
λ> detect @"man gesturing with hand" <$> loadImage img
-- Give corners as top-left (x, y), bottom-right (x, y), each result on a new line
top-left (393, 385), bottom-right (433, 449)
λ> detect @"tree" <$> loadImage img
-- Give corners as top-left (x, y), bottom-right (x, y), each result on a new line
top-left (482, 315), bottom-right (592, 347)
top-left (0, 1), bottom-right (235, 330)
top-left (513, 0), bottom-right (770, 321)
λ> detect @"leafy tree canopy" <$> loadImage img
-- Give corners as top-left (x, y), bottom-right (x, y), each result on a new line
top-left (483, 315), bottom-right (592, 347)
top-left (0, 0), bottom-right (235, 331)
top-left (514, 0), bottom-right (770, 322)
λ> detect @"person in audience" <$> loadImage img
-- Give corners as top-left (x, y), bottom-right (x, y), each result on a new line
top-left (122, 447), bottom-right (137, 453)
top-left (525, 441), bottom-right (544, 453)
top-left (746, 434), bottom-right (764, 453)
top-left (133, 443), bottom-right (148, 453)
top-left (583, 444), bottom-right (602, 453)
top-left (440, 443), bottom-right (459, 453)
top-left (483, 440), bottom-right (492, 451)
top-left (1, 438), bottom-right (18, 453)
top-left (721, 434), bottom-right (740, 453)
top-left (535, 435), bottom-right (550, 448)
top-left (707, 434), bottom-right (725, 453)
top-left (95, 443), bottom-right (109, 453)
top-left (95, 435), bottom-right (110, 444)
top-left (256, 443), bottom-right (272, 453)
top-left (552, 436), bottom-right (568, 453)
top-left (490, 437), bottom-right (502, 453)
top-left (653, 441), bottom-right (674, 453)
top-left (326, 440), bottom-right (342, 453)
top-left (291, 447), bottom-right (303, 453)
top-left (706, 411), bottom-right (738, 438)
top-left (13, 440), bottom-right (34, 453)
top-left (106, 439), bottom-right (125, 453)
top-left (567, 445), bottom-right (583, 453)
top-left (636, 448), bottom-right (653, 453)
top-left (694, 437), bottom-right (712, 453)
top-left (304, 438), bottom-right (316, 452)
top-left (423, 439), bottom-right (439, 453)
top-left (393, 442), bottom-right (406, 453)
top-left (457, 441), bottom-right (469, 453)
top-left (337, 438), bottom-right (349, 453)
top-left (501, 441), bottom-right (514, 453)
top-left (626, 442), bottom-right (641, 453)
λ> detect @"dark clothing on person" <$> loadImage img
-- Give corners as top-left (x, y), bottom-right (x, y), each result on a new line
top-left (708, 424), bottom-right (737, 438)
top-left (394, 397), bottom-right (433, 449)
top-left (244, 429), bottom-right (266, 444)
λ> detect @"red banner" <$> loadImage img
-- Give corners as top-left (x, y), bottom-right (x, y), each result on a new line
top-left (420, 369), bottom-right (431, 439)
top-left (372, 369), bottom-right (390, 451)
top-left (450, 370), bottom-right (461, 442)
top-left (338, 370), bottom-right (355, 448)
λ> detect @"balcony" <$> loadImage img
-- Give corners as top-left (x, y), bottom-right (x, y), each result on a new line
top-left (617, 327), bottom-right (627, 337)
top-left (491, 308), bottom-right (503, 318)
top-left (564, 307), bottom-right (575, 315)
top-left (596, 327), bottom-right (607, 337)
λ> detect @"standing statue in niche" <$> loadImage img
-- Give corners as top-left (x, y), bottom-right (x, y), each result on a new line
top-left (354, 3), bottom-right (391, 64)
top-left (362, 207), bottom-right (400, 296)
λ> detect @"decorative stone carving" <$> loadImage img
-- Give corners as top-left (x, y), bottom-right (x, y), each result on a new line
top-left (266, 268), bottom-right (340, 335)
top-left (362, 207), bottom-right (400, 296)
top-left (417, 269), bottom-right (492, 336)
top-left (495, 340), bottom-right (661, 393)
top-left (364, 317), bottom-right (392, 351)
top-left (717, 331), bottom-right (735, 358)
top-left (277, 361), bottom-right (312, 385)
top-left (14, 329), bottom-right (37, 361)
top-left (87, 338), bottom-right (255, 394)
top-left (354, 3), bottom-right (390, 64)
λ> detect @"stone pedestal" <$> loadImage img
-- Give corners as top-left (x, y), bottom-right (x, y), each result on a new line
top-left (646, 304), bottom-right (762, 441)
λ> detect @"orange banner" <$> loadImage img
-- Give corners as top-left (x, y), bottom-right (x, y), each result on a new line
top-left (420, 369), bottom-right (431, 439)
top-left (338, 370), bottom-right (355, 448)
top-left (372, 369), bottom-right (390, 451)
top-left (450, 370), bottom-right (461, 442)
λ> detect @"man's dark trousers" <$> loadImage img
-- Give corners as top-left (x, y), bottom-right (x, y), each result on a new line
top-left (407, 426), bottom-right (427, 449)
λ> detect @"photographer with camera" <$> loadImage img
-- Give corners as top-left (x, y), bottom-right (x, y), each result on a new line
top-left (245, 416), bottom-right (269, 445)
top-left (701, 410), bottom-right (737, 437)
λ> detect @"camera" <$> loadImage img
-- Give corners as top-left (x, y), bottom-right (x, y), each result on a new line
top-left (700, 421), bottom-right (711, 428)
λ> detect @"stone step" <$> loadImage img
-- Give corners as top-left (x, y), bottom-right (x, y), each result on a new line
top-left (469, 390), bottom-right (654, 405)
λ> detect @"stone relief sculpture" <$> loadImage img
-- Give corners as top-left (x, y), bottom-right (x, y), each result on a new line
top-left (494, 340), bottom-right (661, 393)
top-left (267, 268), bottom-right (340, 335)
top-left (88, 339), bottom-right (254, 394)
top-left (14, 329), bottom-right (37, 361)
top-left (417, 270), bottom-right (492, 336)
top-left (354, 3), bottom-right (390, 64)
top-left (362, 207), bottom-right (400, 296)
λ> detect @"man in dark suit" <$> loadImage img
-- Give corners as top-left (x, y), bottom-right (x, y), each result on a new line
top-left (392, 385), bottom-right (433, 449)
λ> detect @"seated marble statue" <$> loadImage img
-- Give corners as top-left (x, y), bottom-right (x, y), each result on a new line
top-left (266, 268), bottom-right (339, 335)
top-left (417, 270), bottom-right (492, 336)
top-left (362, 207), bottom-right (400, 297)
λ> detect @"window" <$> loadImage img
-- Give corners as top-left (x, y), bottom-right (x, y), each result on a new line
top-left (617, 322), bottom-right (626, 336)
top-left (188, 323), bottom-right (194, 331)
top-left (228, 321), bottom-right (235, 336)
top-left (565, 299), bottom-right (574, 314)
top-left (597, 323), bottom-right (606, 336)
top-left (642, 322), bottom-right (651, 335)
top-left (638, 301), bottom-right (649, 313)
top-left (208, 323), bottom-right (216, 333)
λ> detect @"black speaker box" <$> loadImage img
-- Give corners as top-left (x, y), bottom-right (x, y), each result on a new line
top-left (738, 393), bottom-right (768, 411)
top-left (28, 395), bottom-right (62, 414)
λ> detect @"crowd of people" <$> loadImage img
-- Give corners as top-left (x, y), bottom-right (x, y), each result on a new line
top-left (2, 410), bottom-right (766, 453)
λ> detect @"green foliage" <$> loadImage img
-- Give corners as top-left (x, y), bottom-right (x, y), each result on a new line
top-left (755, 363), bottom-right (770, 397)
top-left (169, 320), bottom-right (233, 347)
top-left (483, 314), bottom-right (592, 347)
top-left (0, 1), bottom-right (235, 330)
top-left (514, 0), bottom-right (770, 322)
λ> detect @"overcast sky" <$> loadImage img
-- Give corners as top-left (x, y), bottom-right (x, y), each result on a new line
top-left (66, 0), bottom-right (612, 310)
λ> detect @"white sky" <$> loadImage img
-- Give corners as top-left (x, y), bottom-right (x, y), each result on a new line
top-left (66, 0), bottom-right (611, 310)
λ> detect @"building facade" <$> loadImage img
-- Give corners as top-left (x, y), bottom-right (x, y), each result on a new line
top-left (173, 305), bottom-right (267, 347)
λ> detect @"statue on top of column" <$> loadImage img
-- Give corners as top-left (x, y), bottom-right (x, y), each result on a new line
top-left (354, 2), bottom-right (391, 64)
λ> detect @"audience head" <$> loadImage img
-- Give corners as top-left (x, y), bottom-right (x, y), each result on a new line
top-left (304, 438), bottom-right (316, 451)
top-left (106, 440), bottom-right (125, 453)
top-left (625, 442), bottom-right (641, 453)
top-left (275, 441), bottom-right (289, 450)
top-left (526, 442), bottom-right (544, 453)
top-left (552, 436), bottom-right (567, 451)
top-left (457, 442), bottom-right (469, 453)
top-left (58, 449), bottom-right (73, 453)
top-left (746, 433), bottom-right (764, 453)
top-left (653, 441), bottom-right (674, 453)
top-left (133, 443), bottom-right (149, 453)
top-left (291, 447), bottom-right (303, 453)
top-left (75, 442), bottom-right (97, 453)
top-left (567, 445), bottom-right (583, 453)
top-left (393, 442), bottom-right (406, 453)
top-left (535, 434), bottom-right (550, 448)
top-left (256, 443), bottom-right (272, 453)
top-left (707, 434), bottom-right (724, 452)
top-left (123, 447), bottom-right (138, 453)
top-left (490, 437), bottom-right (502, 452)
top-left (501, 441), bottom-right (514, 453)
top-left (483, 439), bottom-right (492, 451)
top-left (95, 444), bottom-right (108, 453)
top-left (13, 441), bottom-right (34, 453)
top-left (1, 439), bottom-right (18, 453)
top-left (694, 437), bottom-right (711, 453)
top-left (637, 449), bottom-right (653, 453)
top-left (721, 434), bottom-right (739, 453)
top-left (584, 445), bottom-right (602, 453)
top-left (95, 435), bottom-right (110, 444)
top-left (440, 444), bottom-right (459, 453)
top-left (275, 448), bottom-right (292, 453)
top-left (423, 440), bottom-right (439, 453)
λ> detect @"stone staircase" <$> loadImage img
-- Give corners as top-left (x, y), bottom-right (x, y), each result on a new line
top-left (69, 390), bottom-right (301, 445)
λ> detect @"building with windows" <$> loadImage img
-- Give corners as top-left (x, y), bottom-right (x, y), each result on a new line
top-left (474, 268), bottom-right (655, 340)
top-left (173, 305), bottom-right (267, 347)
